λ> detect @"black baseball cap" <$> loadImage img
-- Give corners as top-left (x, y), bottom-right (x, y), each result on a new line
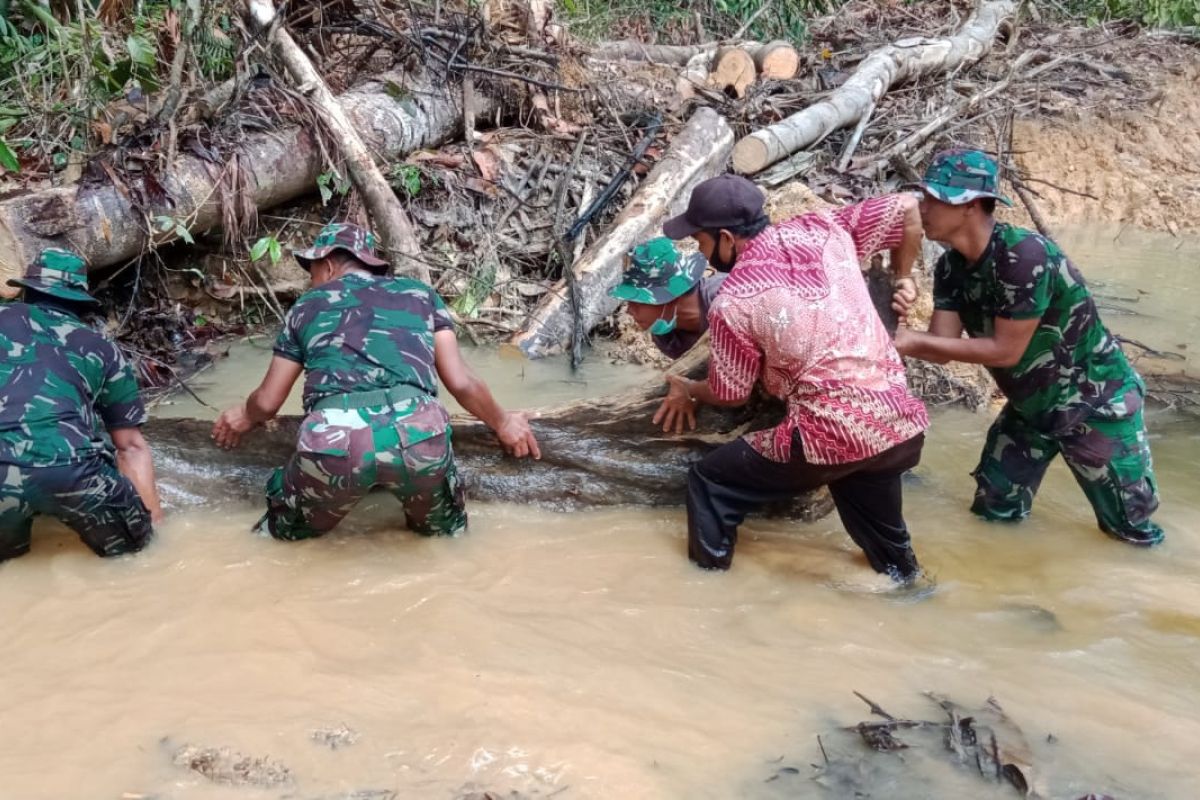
top-left (663, 174), bottom-right (766, 240)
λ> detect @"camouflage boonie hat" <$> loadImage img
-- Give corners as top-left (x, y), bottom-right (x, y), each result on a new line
top-left (293, 222), bottom-right (390, 273)
top-left (909, 148), bottom-right (1014, 207)
top-left (609, 237), bottom-right (707, 305)
top-left (7, 248), bottom-right (98, 305)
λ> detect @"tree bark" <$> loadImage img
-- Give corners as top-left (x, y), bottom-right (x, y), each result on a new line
top-left (731, 0), bottom-right (1016, 175)
top-left (0, 70), bottom-right (484, 291)
top-left (508, 106), bottom-right (734, 359)
top-left (243, 0), bottom-right (427, 281)
top-left (590, 40), bottom-right (718, 67)
top-left (145, 345), bottom-right (833, 519)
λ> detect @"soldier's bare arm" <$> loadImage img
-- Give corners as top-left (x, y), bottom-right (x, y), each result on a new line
top-left (111, 427), bottom-right (164, 524)
top-left (212, 357), bottom-right (303, 449)
top-left (433, 330), bottom-right (541, 459)
top-left (895, 315), bottom-right (1037, 367)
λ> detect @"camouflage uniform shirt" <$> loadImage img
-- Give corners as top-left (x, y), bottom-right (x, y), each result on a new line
top-left (274, 273), bottom-right (455, 411)
top-left (0, 301), bottom-right (146, 467)
top-left (933, 222), bottom-right (1135, 434)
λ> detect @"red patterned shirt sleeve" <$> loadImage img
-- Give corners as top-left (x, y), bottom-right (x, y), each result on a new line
top-left (830, 194), bottom-right (907, 261)
top-left (707, 299), bottom-right (762, 403)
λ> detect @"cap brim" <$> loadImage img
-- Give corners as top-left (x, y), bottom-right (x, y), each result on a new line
top-left (908, 181), bottom-right (1014, 208)
top-left (608, 284), bottom-right (660, 303)
top-left (662, 213), bottom-right (701, 241)
top-left (8, 277), bottom-right (99, 304)
top-left (293, 244), bottom-right (391, 272)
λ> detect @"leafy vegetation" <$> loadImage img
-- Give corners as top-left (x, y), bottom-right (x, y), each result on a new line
top-left (1062, 0), bottom-right (1200, 26)
top-left (561, 0), bottom-right (843, 45)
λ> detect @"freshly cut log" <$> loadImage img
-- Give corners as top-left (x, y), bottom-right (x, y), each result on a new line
top-left (243, 0), bottom-right (427, 281)
top-left (508, 106), bottom-right (734, 359)
top-left (708, 46), bottom-right (757, 98)
top-left (753, 40), bottom-right (800, 80)
top-left (146, 346), bottom-right (832, 519)
top-left (731, 0), bottom-right (1016, 174)
top-left (0, 69), bottom-right (488, 290)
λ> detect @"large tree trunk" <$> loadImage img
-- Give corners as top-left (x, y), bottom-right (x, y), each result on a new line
top-left (731, 0), bottom-right (1016, 175)
top-left (243, 0), bottom-right (427, 281)
top-left (0, 69), bottom-right (484, 291)
top-left (145, 346), bottom-right (833, 519)
top-left (508, 106), bottom-right (734, 359)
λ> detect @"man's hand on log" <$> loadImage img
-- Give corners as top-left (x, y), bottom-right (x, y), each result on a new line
top-left (891, 276), bottom-right (918, 326)
top-left (496, 411), bottom-right (541, 460)
top-left (653, 375), bottom-right (697, 435)
top-left (212, 404), bottom-right (255, 450)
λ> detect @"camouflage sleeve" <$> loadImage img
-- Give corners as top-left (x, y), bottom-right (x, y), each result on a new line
top-left (707, 298), bottom-right (762, 403)
top-left (430, 289), bottom-right (454, 332)
top-left (97, 343), bottom-right (147, 429)
top-left (273, 303), bottom-right (306, 363)
top-left (994, 234), bottom-right (1054, 320)
top-left (830, 194), bottom-right (907, 261)
top-left (932, 252), bottom-right (960, 312)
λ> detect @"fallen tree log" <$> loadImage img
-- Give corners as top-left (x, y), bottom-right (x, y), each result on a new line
top-left (731, 0), bottom-right (1016, 175)
top-left (0, 68), bottom-right (489, 289)
top-left (244, 0), bottom-right (427, 281)
top-left (508, 106), bottom-right (734, 358)
top-left (146, 346), bottom-right (833, 519)
top-left (591, 40), bottom-right (718, 67)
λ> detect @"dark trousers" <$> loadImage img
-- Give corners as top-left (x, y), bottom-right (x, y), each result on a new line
top-left (686, 433), bottom-right (925, 580)
top-left (0, 458), bottom-right (152, 562)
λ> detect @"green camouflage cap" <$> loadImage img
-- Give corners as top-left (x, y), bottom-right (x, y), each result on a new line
top-left (609, 237), bottom-right (707, 305)
top-left (293, 222), bottom-right (390, 273)
top-left (910, 148), bottom-right (1013, 207)
top-left (7, 248), bottom-right (98, 305)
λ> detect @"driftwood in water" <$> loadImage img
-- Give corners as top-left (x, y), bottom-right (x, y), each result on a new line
top-left (731, 0), bottom-right (1017, 174)
top-left (0, 69), bottom-right (487, 290)
top-left (146, 347), bottom-right (832, 518)
top-left (508, 107), bottom-right (734, 359)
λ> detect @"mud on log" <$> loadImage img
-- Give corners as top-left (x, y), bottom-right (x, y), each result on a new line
top-left (146, 347), bottom-right (832, 519)
top-left (508, 106), bottom-right (734, 359)
top-left (0, 70), bottom-right (487, 290)
top-left (732, 0), bottom-right (1016, 174)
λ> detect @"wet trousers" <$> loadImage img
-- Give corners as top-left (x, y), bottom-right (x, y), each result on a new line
top-left (261, 399), bottom-right (467, 541)
top-left (0, 457), bottom-right (152, 561)
top-left (971, 388), bottom-right (1163, 545)
top-left (686, 432), bottom-right (925, 580)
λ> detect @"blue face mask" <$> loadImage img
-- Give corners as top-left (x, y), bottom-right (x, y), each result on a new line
top-left (649, 308), bottom-right (677, 335)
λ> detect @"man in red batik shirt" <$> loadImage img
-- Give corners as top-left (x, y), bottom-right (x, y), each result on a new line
top-left (656, 175), bottom-right (929, 583)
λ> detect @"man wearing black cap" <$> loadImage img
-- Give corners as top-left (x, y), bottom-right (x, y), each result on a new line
top-left (0, 248), bottom-right (163, 562)
top-left (656, 175), bottom-right (930, 582)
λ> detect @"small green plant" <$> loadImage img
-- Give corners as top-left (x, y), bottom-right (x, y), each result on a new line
top-left (389, 164), bottom-right (423, 198)
top-left (0, 136), bottom-right (18, 173)
top-left (249, 235), bottom-right (284, 265)
top-left (316, 170), bottom-right (351, 205)
top-left (153, 214), bottom-right (195, 244)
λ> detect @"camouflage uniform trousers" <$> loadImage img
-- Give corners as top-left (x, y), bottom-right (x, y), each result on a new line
top-left (0, 456), bottom-right (153, 561)
top-left (259, 398), bottom-right (467, 540)
top-left (970, 381), bottom-right (1163, 545)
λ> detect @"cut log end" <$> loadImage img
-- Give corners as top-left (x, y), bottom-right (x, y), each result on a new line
top-left (732, 135), bottom-right (771, 175)
top-left (709, 47), bottom-right (757, 99)
top-left (754, 41), bottom-right (800, 80)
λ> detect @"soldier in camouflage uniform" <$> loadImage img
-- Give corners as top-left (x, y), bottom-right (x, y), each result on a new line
top-left (212, 223), bottom-right (540, 541)
top-left (0, 248), bottom-right (163, 562)
top-left (610, 237), bottom-right (725, 359)
top-left (894, 149), bottom-right (1163, 545)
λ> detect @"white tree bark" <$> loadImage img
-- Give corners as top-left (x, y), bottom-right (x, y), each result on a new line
top-left (509, 107), bottom-right (734, 358)
top-left (731, 0), bottom-right (1017, 174)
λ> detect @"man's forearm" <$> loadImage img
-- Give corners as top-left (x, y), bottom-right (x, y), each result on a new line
top-left (450, 376), bottom-right (507, 430)
top-left (889, 207), bottom-right (923, 279)
top-left (117, 444), bottom-right (163, 520)
top-left (685, 378), bottom-right (747, 408)
top-left (904, 330), bottom-right (1011, 367)
top-left (245, 388), bottom-right (279, 426)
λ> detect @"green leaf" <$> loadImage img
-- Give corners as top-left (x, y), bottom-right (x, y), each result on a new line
top-left (268, 238), bottom-right (282, 265)
top-left (249, 237), bottom-right (272, 262)
top-left (126, 34), bottom-right (156, 68)
top-left (384, 80), bottom-right (410, 100)
top-left (174, 224), bottom-right (195, 245)
top-left (155, 215), bottom-right (175, 233)
top-left (0, 138), bottom-right (19, 173)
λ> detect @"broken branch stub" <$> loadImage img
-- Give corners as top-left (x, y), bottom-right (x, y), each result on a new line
top-left (508, 106), bottom-right (735, 359)
top-left (242, 0), bottom-right (427, 282)
top-left (731, 0), bottom-right (1017, 175)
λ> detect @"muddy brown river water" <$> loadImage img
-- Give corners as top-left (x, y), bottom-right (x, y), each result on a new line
top-left (1, 228), bottom-right (1198, 799)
